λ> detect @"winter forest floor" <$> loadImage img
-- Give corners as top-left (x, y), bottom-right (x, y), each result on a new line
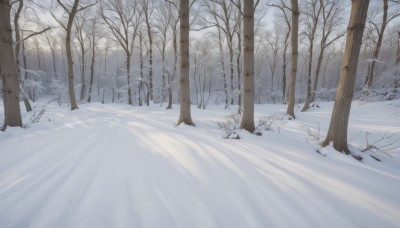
top-left (0, 100), bottom-right (400, 228)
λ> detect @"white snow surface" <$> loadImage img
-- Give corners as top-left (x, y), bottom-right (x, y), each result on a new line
top-left (0, 100), bottom-right (400, 228)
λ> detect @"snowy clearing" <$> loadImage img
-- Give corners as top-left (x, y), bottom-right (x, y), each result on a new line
top-left (1, 100), bottom-right (400, 228)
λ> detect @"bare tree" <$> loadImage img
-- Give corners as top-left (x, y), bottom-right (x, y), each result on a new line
top-left (286, 0), bottom-right (299, 119)
top-left (301, 0), bottom-right (322, 112)
top-left (202, 0), bottom-right (237, 106)
top-left (177, 0), bottom-right (194, 126)
top-left (269, 0), bottom-right (292, 104)
top-left (87, 18), bottom-right (101, 103)
top-left (302, 0), bottom-right (344, 111)
top-left (1, 0), bottom-right (22, 129)
top-left (322, 0), bottom-right (370, 153)
top-left (100, 0), bottom-right (142, 105)
top-left (51, 0), bottom-right (97, 110)
top-left (364, 0), bottom-right (400, 87)
top-left (74, 12), bottom-right (91, 101)
top-left (142, 0), bottom-right (154, 101)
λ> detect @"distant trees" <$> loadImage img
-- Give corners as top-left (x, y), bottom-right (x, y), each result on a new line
top-left (322, 0), bottom-right (370, 153)
top-left (52, 0), bottom-right (97, 110)
top-left (364, 0), bottom-right (400, 87)
top-left (1, 0), bottom-right (22, 128)
top-left (100, 0), bottom-right (142, 105)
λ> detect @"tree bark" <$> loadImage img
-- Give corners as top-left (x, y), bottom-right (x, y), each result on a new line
top-left (0, 0), bottom-right (22, 128)
top-left (177, 0), bottom-right (194, 126)
top-left (322, 0), bottom-right (370, 154)
top-left (240, 0), bottom-right (255, 132)
top-left (286, 0), bottom-right (299, 119)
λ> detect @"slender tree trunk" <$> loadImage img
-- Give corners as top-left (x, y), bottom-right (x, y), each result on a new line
top-left (167, 30), bottom-right (178, 109)
top-left (87, 38), bottom-right (95, 103)
top-left (282, 32), bottom-right (289, 104)
top-left (127, 53), bottom-right (132, 105)
top-left (0, 0), bottom-right (22, 128)
top-left (236, 16), bottom-right (242, 113)
top-left (229, 45), bottom-right (234, 105)
top-left (240, 0), bottom-right (255, 132)
top-left (177, 0), bottom-right (194, 126)
top-left (217, 26), bottom-right (229, 109)
top-left (302, 41), bottom-right (315, 111)
top-left (80, 45), bottom-right (86, 101)
top-left (365, 0), bottom-right (388, 87)
top-left (396, 32), bottom-right (400, 65)
top-left (237, 46), bottom-right (242, 112)
top-left (65, 1), bottom-right (80, 110)
top-left (13, 0), bottom-right (32, 112)
top-left (310, 47), bottom-right (326, 104)
top-left (286, 0), bottom-right (299, 119)
top-left (146, 19), bottom-right (153, 101)
top-left (322, 0), bottom-right (370, 153)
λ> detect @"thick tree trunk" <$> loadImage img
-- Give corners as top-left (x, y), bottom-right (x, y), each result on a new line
top-left (177, 0), bottom-right (194, 126)
top-left (365, 0), bottom-right (387, 87)
top-left (286, 0), bottom-right (299, 119)
top-left (240, 0), bottom-right (255, 132)
top-left (0, 0), bottom-right (22, 128)
top-left (322, 0), bottom-right (369, 154)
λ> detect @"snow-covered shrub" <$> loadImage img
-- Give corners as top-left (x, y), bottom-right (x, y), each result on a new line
top-left (50, 79), bottom-right (68, 105)
top-left (216, 114), bottom-right (241, 139)
top-left (359, 65), bottom-right (400, 102)
top-left (301, 122), bottom-right (320, 141)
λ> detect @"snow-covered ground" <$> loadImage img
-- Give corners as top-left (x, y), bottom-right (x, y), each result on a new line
top-left (0, 100), bottom-right (400, 228)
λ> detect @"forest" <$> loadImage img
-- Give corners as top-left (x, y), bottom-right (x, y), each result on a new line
top-left (0, 0), bottom-right (400, 227)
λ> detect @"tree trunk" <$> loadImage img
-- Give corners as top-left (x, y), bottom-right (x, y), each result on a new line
top-left (322, 0), bottom-right (370, 154)
top-left (365, 0), bottom-right (387, 87)
top-left (240, 0), bottom-right (255, 132)
top-left (87, 38), bottom-right (95, 103)
top-left (127, 53), bottom-right (132, 105)
top-left (217, 25), bottom-right (229, 109)
top-left (177, 0), bottom-right (194, 126)
top-left (167, 30), bottom-right (177, 109)
top-left (396, 32), bottom-right (400, 65)
top-left (236, 16), bottom-right (242, 113)
top-left (80, 43), bottom-right (86, 101)
top-left (286, 0), bottom-right (299, 119)
top-left (65, 0), bottom-right (80, 110)
top-left (310, 47), bottom-right (326, 104)
top-left (0, 0), bottom-right (22, 128)
top-left (145, 11), bottom-right (153, 101)
top-left (282, 31), bottom-right (289, 104)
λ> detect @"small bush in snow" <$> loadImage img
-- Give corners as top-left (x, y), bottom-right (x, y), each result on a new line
top-left (217, 114), bottom-right (241, 139)
top-left (301, 122), bottom-right (320, 141)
